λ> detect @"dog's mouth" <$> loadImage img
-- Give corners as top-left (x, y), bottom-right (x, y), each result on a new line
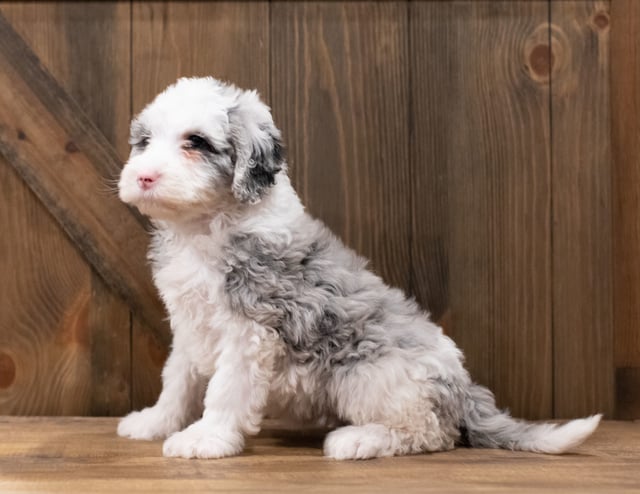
top-left (123, 188), bottom-right (220, 223)
top-left (133, 195), bottom-right (180, 216)
top-left (119, 187), bottom-right (179, 217)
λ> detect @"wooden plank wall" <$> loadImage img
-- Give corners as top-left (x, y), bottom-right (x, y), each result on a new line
top-left (0, 2), bottom-right (132, 415)
top-left (272, 2), bottom-right (412, 292)
top-left (0, 0), bottom-right (636, 420)
top-left (412, 1), bottom-right (554, 419)
top-left (611, 0), bottom-right (640, 419)
top-left (551, 0), bottom-right (613, 418)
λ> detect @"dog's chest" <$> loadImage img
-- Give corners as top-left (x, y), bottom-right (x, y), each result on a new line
top-left (151, 232), bottom-right (237, 371)
top-left (154, 239), bottom-right (224, 310)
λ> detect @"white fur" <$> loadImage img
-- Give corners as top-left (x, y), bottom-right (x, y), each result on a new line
top-left (119, 185), bottom-right (292, 457)
top-left (516, 415), bottom-right (602, 454)
top-left (117, 77), bottom-right (601, 460)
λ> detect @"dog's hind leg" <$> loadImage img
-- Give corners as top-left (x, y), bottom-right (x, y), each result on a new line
top-left (323, 415), bottom-right (455, 460)
top-left (325, 355), bottom-right (463, 460)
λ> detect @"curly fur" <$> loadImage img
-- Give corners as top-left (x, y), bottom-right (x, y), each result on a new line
top-left (117, 77), bottom-right (601, 460)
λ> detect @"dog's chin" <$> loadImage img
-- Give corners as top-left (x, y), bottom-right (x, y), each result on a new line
top-left (120, 191), bottom-right (194, 221)
top-left (134, 199), bottom-right (181, 221)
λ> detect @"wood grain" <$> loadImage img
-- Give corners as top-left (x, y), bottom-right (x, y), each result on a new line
top-left (131, 317), bottom-right (167, 411)
top-left (0, 9), bottom-right (169, 351)
top-left (611, 0), bottom-right (640, 419)
top-left (1, 1), bottom-right (133, 159)
top-left (88, 277), bottom-right (130, 416)
top-left (271, 1), bottom-right (411, 292)
top-left (550, 0), bottom-right (614, 418)
top-left (408, 1), bottom-right (451, 323)
top-left (0, 417), bottom-right (638, 493)
top-left (411, 1), bottom-right (552, 419)
top-left (0, 0), bottom-right (637, 420)
top-left (0, 2), bottom-right (133, 415)
top-left (132, 1), bottom-right (269, 110)
top-left (0, 161), bottom-right (93, 414)
top-left (129, 1), bottom-right (270, 409)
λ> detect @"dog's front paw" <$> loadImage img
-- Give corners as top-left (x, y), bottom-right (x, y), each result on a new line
top-left (162, 420), bottom-right (244, 459)
top-left (118, 407), bottom-right (181, 441)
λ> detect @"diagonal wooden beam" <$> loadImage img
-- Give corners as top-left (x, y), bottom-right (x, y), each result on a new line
top-left (0, 12), bottom-right (169, 346)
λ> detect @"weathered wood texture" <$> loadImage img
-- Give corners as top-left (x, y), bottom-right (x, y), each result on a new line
top-left (0, 2), bottom-right (134, 415)
top-left (271, 2), bottom-right (411, 291)
top-left (0, 3), bottom-right (168, 336)
top-left (611, 0), bottom-right (640, 420)
top-left (411, 1), bottom-right (553, 419)
top-left (0, 161), bottom-right (94, 414)
top-left (0, 1), bottom-right (637, 419)
top-left (131, 1), bottom-right (269, 107)
top-left (0, 418), bottom-right (639, 493)
top-left (551, 0), bottom-right (614, 418)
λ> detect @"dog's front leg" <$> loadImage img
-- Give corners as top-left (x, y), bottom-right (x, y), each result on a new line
top-left (118, 337), bottom-right (205, 440)
top-left (162, 327), bottom-right (276, 459)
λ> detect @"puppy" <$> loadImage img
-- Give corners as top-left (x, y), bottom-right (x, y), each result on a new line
top-left (117, 77), bottom-right (601, 460)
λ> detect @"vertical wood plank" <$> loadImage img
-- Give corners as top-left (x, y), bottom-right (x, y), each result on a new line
top-left (89, 278), bottom-right (130, 416)
top-left (132, 1), bottom-right (269, 107)
top-left (409, 2), bottom-right (453, 323)
top-left (271, 1), bottom-right (411, 292)
top-left (130, 1), bottom-right (269, 408)
top-left (611, 0), bottom-right (640, 419)
top-left (131, 318), bottom-right (168, 411)
top-left (0, 2), bottom-right (132, 415)
top-left (0, 160), bottom-right (92, 414)
top-left (411, 1), bottom-right (552, 419)
top-left (550, 0), bottom-right (614, 418)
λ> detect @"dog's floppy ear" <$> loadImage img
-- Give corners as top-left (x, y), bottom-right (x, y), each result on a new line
top-left (227, 90), bottom-right (284, 204)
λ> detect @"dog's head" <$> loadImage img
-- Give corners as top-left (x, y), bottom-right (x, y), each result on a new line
top-left (118, 77), bottom-right (284, 220)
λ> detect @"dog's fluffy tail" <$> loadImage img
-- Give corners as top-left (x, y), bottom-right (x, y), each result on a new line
top-left (462, 383), bottom-right (601, 454)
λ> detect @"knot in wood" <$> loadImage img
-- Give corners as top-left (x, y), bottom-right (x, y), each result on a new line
top-left (592, 11), bottom-right (610, 32)
top-left (0, 352), bottom-right (16, 389)
top-left (65, 141), bottom-right (79, 153)
top-left (528, 44), bottom-right (554, 78)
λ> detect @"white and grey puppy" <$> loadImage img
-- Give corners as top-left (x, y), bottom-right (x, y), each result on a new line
top-left (117, 77), bottom-right (601, 460)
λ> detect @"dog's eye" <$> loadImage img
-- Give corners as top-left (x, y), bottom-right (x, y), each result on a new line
top-left (184, 134), bottom-right (217, 154)
top-left (134, 136), bottom-right (150, 149)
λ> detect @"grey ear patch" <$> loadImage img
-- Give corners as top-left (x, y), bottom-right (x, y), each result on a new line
top-left (232, 136), bottom-right (285, 204)
top-left (227, 94), bottom-right (286, 204)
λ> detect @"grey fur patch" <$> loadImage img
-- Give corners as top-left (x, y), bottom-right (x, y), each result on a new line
top-left (129, 118), bottom-right (148, 141)
top-left (228, 106), bottom-right (285, 204)
top-left (221, 213), bottom-right (495, 452)
top-left (231, 136), bottom-right (284, 204)
top-left (220, 209), bottom-right (562, 452)
top-left (202, 146), bottom-right (235, 183)
top-left (223, 217), bottom-right (390, 371)
top-left (128, 119), bottom-right (151, 152)
top-left (430, 377), bottom-right (466, 447)
top-left (461, 383), bottom-right (559, 450)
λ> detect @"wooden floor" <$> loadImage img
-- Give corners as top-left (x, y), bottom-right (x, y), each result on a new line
top-left (0, 418), bottom-right (638, 493)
